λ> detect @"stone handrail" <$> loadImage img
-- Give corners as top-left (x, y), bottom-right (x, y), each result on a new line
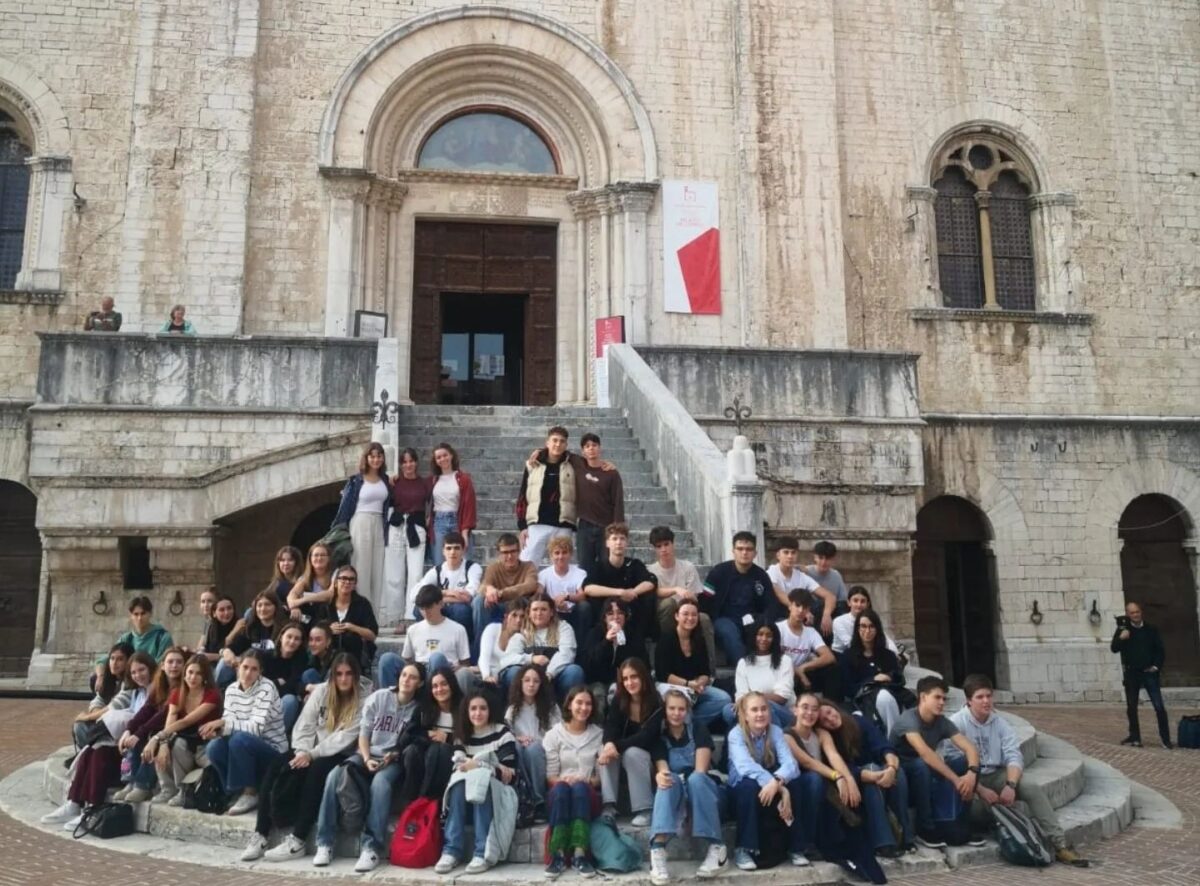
top-left (607, 343), bottom-right (764, 564)
top-left (34, 332), bottom-right (376, 410)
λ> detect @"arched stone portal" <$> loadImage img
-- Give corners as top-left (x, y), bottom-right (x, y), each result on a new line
top-left (318, 6), bottom-right (659, 405)
top-left (0, 480), bottom-right (40, 676)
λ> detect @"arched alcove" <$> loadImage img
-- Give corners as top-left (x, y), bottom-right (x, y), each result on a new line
top-left (0, 479), bottom-right (40, 675)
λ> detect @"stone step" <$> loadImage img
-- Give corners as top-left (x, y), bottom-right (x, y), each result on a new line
top-left (467, 513), bottom-right (684, 531)
top-left (393, 427), bottom-right (636, 440)
top-left (473, 487), bottom-right (674, 503)
top-left (464, 468), bottom-right (660, 486)
top-left (397, 406), bottom-right (624, 418)
top-left (396, 441), bottom-right (647, 459)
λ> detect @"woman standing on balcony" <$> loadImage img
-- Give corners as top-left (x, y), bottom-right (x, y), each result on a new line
top-left (429, 442), bottom-right (477, 566)
top-left (333, 442), bottom-right (393, 617)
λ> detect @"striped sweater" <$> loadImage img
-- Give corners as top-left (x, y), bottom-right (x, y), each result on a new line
top-left (451, 723), bottom-right (518, 773)
top-left (221, 676), bottom-right (288, 752)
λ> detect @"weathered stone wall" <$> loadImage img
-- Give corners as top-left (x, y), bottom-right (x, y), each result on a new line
top-left (922, 418), bottom-right (1200, 701)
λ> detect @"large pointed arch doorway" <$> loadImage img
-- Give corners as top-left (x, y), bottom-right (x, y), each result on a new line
top-left (1119, 494), bottom-right (1200, 686)
top-left (912, 495), bottom-right (998, 685)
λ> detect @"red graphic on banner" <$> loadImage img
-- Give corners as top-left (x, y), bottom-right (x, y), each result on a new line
top-left (594, 316), bottom-right (626, 357)
top-left (676, 228), bottom-right (721, 315)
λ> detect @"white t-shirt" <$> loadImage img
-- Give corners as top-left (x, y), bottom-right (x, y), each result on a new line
top-left (432, 473), bottom-right (459, 513)
top-left (539, 565), bottom-right (589, 611)
top-left (768, 564), bottom-right (821, 597)
top-left (648, 559), bottom-right (703, 596)
top-left (832, 612), bottom-right (899, 655)
top-left (401, 617), bottom-right (470, 665)
top-left (777, 619), bottom-right (827, 667)
top-left (356, 478), bottom-right (388, 515)
top-left (735, 655), bottom-right (796, 705)
top-left (416, 560), bottom-right (483, 599)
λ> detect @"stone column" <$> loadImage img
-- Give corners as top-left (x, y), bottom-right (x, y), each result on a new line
top-left (1029, 192), bottom-right (1080, 313)
top-left (974, 190), bottom-right (999, 309)
top-left (365, 178), bottom-right (409, 400)
top-left (15, 155), bottom-right (71, 292)
top-left (725, 435), bottom-right (766, 565)
top-left (905, 186), bottom-right (941, 308)
top-left (372, 337), bottom-right (401, 463)
top-left (612, 182), bottom-right (658, 346)
top-left (320, 167), bottom-right (372, 337)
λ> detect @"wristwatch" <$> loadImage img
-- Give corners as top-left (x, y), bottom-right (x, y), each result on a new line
top-left (1005, 779), bottom-right (1019, 790)
top-left (829, 770), bottom-right (842, 782)
top-left (968, 765), bottom-right (981, 775)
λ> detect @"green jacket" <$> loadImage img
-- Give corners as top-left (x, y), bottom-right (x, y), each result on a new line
top-left (97, 623), bottom-right (175, 665)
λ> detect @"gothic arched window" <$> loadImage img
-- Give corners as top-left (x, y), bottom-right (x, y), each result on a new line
top-left (933, 137), bottom-right (1037, 310)
top-left (417, 110), bottom-right (557, 175)
top-left (0, 110), bottom-right (32, 290)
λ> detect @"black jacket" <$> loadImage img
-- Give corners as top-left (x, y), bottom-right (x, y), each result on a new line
top-left (581, 623), bottom-right (649, 685)
top-left (1110, 622), bottom-right (1165, 672)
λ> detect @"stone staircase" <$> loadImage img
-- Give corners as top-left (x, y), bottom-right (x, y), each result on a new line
top-left (389, 405), bottom-right (702, 563)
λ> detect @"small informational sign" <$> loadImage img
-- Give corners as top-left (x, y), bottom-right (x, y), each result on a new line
top-left (594, 315), bottom-right (625, 407)
top-left (354, 310), bottom-right (389, 339)
top-left (662, 180), bottom-right (721, 314)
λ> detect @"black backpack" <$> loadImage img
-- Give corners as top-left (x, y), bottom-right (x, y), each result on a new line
top-left (1178, 715), bottom-right (1200, 749)
top-left (992, 804), bottom-right (1053, 867)
top-left (269, 764), bottom-right (307, 828)
top-left (192, 766), bottom-right (230, 815)
top-left (335, 759), bottom-right (372, 833)
top-left (754, 799), bottom-right (790, 869)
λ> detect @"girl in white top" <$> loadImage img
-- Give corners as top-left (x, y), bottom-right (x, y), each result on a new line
top-left (542, 687), bottom-right (604, 877)
top-left (478, 599), bottom-right (528, 686)
top-left (499, 594), bottom-right (584, 700)
top-left (831, 586), bottom-right (899, 654)
top-left (340, 442), bottom-right (392, 619)
top-left (504, 663), bottom-right (562, 818)
top-left (723, 622), bottom-right (796, 729)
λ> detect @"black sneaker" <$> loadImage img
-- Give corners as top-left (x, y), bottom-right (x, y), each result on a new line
top-left (544, 854), bottom-right (566, 879)
top-left (916, 834), bottom-right (947, 850)
top-left (1163, 741), bottom-right (1176, 750)
top-left (1120, 736), bottom-right (1141, 746)
top-left (876, 845), bottom-right (903, 859)
top-left (573, 855), bottom-right (596, 877)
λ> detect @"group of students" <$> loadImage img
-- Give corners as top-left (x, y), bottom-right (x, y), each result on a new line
top-left (44, 432), bottom-right (1091, 877)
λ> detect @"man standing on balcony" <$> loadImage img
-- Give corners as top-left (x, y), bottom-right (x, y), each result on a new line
top-left (83, 296), bottom-right (122, 331)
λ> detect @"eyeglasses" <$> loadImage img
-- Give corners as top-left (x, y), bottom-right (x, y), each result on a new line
top-left (337, 576), bottom-right (358, 583)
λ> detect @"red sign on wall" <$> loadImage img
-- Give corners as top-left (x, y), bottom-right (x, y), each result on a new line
top-left (595, 315), bottom-right (626, 358)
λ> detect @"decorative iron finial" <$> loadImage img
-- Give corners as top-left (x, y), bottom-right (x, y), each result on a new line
top-left (372, 389), bottom-right (401, 428)
top-left (724, 395), bottom-right (752, 436)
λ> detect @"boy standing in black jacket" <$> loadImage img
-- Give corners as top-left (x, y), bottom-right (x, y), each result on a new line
top-left (1111, 601), bottom-right (1173, 748)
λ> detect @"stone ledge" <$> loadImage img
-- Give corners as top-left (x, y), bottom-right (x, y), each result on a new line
top-left (0, 289), bottom-right (66, 305)
top-left (910, 307), bottom-right (1093, 326)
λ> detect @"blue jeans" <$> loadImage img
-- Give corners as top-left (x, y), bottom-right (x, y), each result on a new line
top-left (552, 664), bottom-right (586, 701)
top-left (214, 660), bottom-right (237, 690)
top-left (431, 512), bottom-right (465, 567)
top-left (791, 770), bottom-right (828, 853)
top-left (901, 753), bottom-right (966, 835)
top-left (315, 754), bottom-right (405, 852)
top-left (443, 780), bottom-right (495, 861)
top-left (471, 594), bottom-right (505, 661)
top-left (546, 781), bottom-right (594, 852)
top-left (650, 770), bottom-right (723, 844)
top-left (281, 694), bottom-right (301, 732)
top-left (721, 699), bottom-right (794, 729)
top-left (442, 602), bottom-right (474, 642)
top-left (562, 600), bottom-right (593, 642)
top-left (381, 650), bottom-right (473, 694)
top-left (713, 616), bottom-right (747, 665)
top-left (132, 758), bottom-right (158, 791)
top-left (860, 763), bottom-right (912, 849)
top-left (1125, 670), bottom-right (1172, 744)
top-left (516, 741), bottom-right (548, 810)
top-left (299, 667), bottom-right (323, 696)
top-left (691, 685), bottom-right (733, 728)
top-left (206, 731), bottom-right (283, 793)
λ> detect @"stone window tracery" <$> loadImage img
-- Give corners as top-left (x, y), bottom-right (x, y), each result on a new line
top-left (0, 110), bottom-right (31, 290)
top-left (933, 135), bottom-right (1037, 311)
top-left (416, 110), bottom-right (558, 175)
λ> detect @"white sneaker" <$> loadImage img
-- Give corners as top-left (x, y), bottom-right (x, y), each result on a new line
top-left (698, 843), bottom-right (728, 878)
top-left (434, 853), bottom-right (461, 874)
top-left (240, 833), bottom-right (268, 862)
top-left (631, 812), bottom-right (652, 828)
top-left (41, 800), bottom-right (80, 824)
top-left (167, 792), bottom-right (185, 807)
top-left (155, 787), bottom-right (179, 805)
top-left (63, 813), bottom-right (84, 831)
top-left (313, 845), bottom-right (333, 867)
top-left (354, 847), bottom-right (380, 873)
top-left (465, 856), bottom-right (493, 874)
top-left (263, 834), bottom-right (308, 862)
top-left (791, 851), bottom-right (810, 867)
top-left (650, 847), bottom-right (669, 885)
top-left (226, 792), bottom-right (258, 816)
top-left (112, 785), bottom-right (132, 802)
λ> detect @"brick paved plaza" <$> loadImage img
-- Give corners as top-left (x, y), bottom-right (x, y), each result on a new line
top-left (0, 699), bottom-right (1195, 885)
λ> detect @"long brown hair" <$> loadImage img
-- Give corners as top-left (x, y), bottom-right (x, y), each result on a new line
top-left (298, 542), bottom-right (334, 592)
top-left (324, 652), bottom-right (362, 733)
top-left (430, 442), bottom-right (460, 475)
top-left (267, 545), bottom-right (302, 588)
top-left (614, 658), bottom-right (661, 721)
top-left (507, 663), bottom-right (556, 733)
top-left (358, 441), bottom-right (388, 476)
top-left (818, 699), bottom-right (862, 763)
top-left (148, 646), bottom-right (187, 707)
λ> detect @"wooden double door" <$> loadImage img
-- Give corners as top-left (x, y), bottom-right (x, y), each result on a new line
top-left (0, 481), bottom-right (40, 676)
top-left (411, 221), bottom-right (557, 406)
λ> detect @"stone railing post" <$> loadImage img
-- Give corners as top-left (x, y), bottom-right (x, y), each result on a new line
top-left (726, 435), bottom-right (766, 563)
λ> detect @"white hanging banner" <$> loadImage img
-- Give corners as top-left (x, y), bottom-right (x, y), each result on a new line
top-left (662, 180), bottom-right (721, 314)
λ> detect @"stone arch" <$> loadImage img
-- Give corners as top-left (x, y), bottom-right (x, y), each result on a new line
top-left (1085, 459), bottom-right (1200, 612)
top-left (912, 101), bottom-right (1054, 193)
top-left (319, 6), bottom-right (658, 184)
top-left (0, 57), bottom-right (70, 155)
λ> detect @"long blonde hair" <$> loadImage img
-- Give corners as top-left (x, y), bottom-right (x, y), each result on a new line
top-left (524, 594), bottom-right (560, 648)
top-left (736, 691), bottom-right (776, 770)
top-left (325, 652), bottom-right (362, 732)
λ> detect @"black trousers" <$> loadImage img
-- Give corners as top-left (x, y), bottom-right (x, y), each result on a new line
top-left (395, 741), bottom-right (453, 810)
top-left (255, 750), bottom-right (348, 839)
top-left (1124, 670), bottom-right (1171, 744)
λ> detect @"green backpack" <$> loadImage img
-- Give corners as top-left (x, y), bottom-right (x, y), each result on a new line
top-left (588, 818), bottom-right (642, 873)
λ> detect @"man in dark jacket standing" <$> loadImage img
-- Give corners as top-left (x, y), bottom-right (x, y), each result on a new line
top-left (1110, 601), bottom-right (1173, 748)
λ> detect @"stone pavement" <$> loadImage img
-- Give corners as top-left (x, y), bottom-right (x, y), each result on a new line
top-left (0, 699), bottom-right (1195, 885)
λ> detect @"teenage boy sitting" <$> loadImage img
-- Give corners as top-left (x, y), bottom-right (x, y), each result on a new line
top-left (379, 584), bottom-right (472, 693)
top-left (767, 536), bottom-right (835, 625)
top-left (950, 674), bottom-right (1088, 866)
top-left (889, 676), bottom-right (983, 849)
top-left (804, 540), bottom-right (848, 634)
top-left (648, 525), bottom-right (717, 665)
top-left (831, 586), bottom-right (899, 654)
top-left (583, 523), bottom-right (657, 645)
top-left (410, 531), bottom-right (480, 639)
top-left (538, 535), bottom-right (593, 640)
top-left (470, 533), bottom-right (539, 659)
top-left (776, 588), bottom-right (838, 697)
top-left (701, 531), bottom-right (773, 664)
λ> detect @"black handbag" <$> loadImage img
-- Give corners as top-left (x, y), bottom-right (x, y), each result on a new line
top-left (72, 802), bottom-right (135, 839)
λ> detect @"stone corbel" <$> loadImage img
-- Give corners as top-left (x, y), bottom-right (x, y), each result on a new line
top-left (1029, 192), bottom-right (1080, 313)
top-left (319, 166), bottom-right (373, 336)
top-left (905, 185), bottom-right (940, 308)
top-left (14, 155), bottom-right (72, 292)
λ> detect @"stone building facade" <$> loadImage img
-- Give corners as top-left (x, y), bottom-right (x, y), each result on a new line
top-left (0, 1), bottom-right (1197, 698)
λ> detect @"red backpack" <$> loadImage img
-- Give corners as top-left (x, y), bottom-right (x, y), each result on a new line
top-left (389, 797), bottom-right (442, 868)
